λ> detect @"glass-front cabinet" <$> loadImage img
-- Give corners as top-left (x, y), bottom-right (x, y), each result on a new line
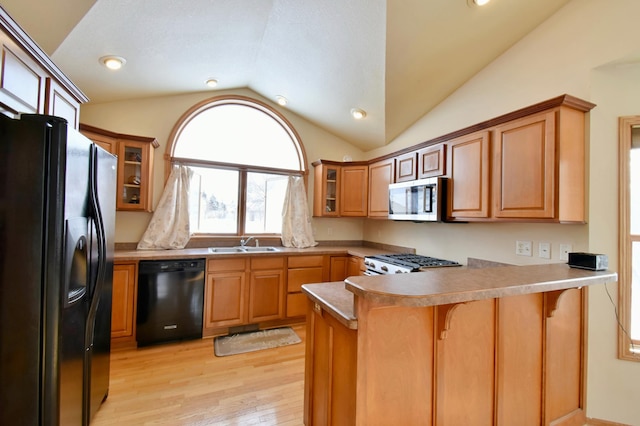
top-left (80, 124), bottom-right (158, 212)
top-left (313, 161), bottom-right (340, 217)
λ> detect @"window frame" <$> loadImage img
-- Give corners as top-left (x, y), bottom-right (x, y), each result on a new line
top-left (165, 95), bottom-right (308, 238)
top-left (618, 115), bottom-right (640, 361)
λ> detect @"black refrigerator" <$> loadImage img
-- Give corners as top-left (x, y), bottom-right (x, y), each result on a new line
top-left (0, 114), bottom-right (116, 425)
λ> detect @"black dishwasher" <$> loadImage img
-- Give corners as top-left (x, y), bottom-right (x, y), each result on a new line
top-left (136, 259), bottom-right (205, 346)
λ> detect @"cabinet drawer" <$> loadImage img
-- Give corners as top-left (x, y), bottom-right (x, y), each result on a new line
top-left (251, 256), bottom-right (285, 270)
top-left (287, 293), bottom-right (309, 318)
top-left (288, 266), bottom-right (324, 292)
top-left (288, 255), bottom-right (325, 268)
top-left (207, 257), bottom-right (247, 272)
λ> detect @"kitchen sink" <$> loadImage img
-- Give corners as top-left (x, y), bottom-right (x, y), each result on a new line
top-left (208, 246), bottom-right (280, 253)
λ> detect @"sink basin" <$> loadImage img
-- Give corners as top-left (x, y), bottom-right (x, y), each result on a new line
top-left (208, 247), bottom-right (245, 253)
top-left (208, 246), bottom-right (280, 253)
top-left (242, 246), bottom-right (280, 252)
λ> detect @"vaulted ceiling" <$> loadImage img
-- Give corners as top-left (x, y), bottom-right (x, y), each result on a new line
top-left (1, 0), bottom-right (571, 151)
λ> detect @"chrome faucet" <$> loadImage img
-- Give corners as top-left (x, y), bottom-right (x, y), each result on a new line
top-left (240, 236), bottom-right (255, 247)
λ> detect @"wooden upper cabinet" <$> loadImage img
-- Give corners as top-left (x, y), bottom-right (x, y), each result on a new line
top-left (418, 143), bottom-right (446, 179)
top-left (340, 165), bottom-right (369, 217)
top-left (313, 161), bottom-right (368, 217)
top-left (447, 131), bottom-right (491, 220)
top-left (313, 162), bottom-right (341, 217)
top-left (45, 78), bottom-right (80, 129)
top-left (368, 158), bottom-right (394, 218)
top-left (0, 33), bottom-right (46, 115)
top-left (80, 124), bottom-right (159, 212)
top-left (0, 8), bottom-right (87, 125)
top-left (492, 111), bottom-right (555, 219)
top-left (395, 151), bottom-right (417, 182)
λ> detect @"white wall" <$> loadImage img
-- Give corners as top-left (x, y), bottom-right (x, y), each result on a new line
top-left (363, 0), bottom-right (640, 423)
top-left (81, 87), bottom-right (366, 243)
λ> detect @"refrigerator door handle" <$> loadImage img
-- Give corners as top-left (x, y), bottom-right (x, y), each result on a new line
top-left (64, 217), bottom-right (89, 307)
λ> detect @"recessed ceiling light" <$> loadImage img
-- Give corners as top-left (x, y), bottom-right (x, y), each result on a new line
top-left (468, 0), bottom-right (490, 6)
top-left (276, 95), bottom-right (288, 106)
top-left (205, 78), bottom-right (218, 88)
top-left (351, 108), bottom-right (366, 120)
top-left (99, 55), bottom-right (126, 70)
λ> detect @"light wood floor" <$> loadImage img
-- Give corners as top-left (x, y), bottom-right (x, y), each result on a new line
top-left (91, 325), bottom-right (306, 426)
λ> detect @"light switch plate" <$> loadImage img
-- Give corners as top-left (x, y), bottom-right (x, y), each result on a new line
top-left (538, 242), bottom-right (551, 259)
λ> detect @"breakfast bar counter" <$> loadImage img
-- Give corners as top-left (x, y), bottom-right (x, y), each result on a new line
top-left (301, 264), bottom-right (617, 426)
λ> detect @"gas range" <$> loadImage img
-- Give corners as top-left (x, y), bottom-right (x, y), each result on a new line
top-left (363, 253), bottom-right (462, 275)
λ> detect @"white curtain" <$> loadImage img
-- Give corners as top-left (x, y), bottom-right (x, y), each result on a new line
top-left (137, 165), bottom-right (193, 250)
top-left (281, 176), bottom-right (317, 248)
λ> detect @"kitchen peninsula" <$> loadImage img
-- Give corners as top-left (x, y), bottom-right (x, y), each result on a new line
top-left (302, 264), bottom-right (617, 426)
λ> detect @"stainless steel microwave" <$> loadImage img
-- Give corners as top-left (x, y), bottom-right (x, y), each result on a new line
top-left (388, 177), bottom-right (445, 222)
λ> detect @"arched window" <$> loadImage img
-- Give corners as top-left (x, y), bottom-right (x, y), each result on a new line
top-left (167, 96), bottom-right (307, 236)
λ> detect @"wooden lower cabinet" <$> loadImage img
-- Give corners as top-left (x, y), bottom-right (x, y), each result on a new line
top-left (111, 262), bottom-right (137, 347)
top-left (305, 289), bottom-right (586, 425)
top-left (249, 257), bottom-right (285, 322)
top-left (287, 256), bottom-right (326, 318)
top-left (347, 256), bottom-right (365, 277)
top-left (304, 301), bottom-right (357, 426)
top-left (204, 256), bottom-right (285, 334)
top-left (329, 256), bottom-right (349, 281)
top-left (205, 258), bottom-right (248, 330)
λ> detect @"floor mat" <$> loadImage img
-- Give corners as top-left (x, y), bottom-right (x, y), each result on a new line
top-left (213, 327), bottom-right (301, 357)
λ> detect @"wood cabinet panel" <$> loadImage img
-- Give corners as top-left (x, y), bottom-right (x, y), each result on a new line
top-left (329, 256), bottom-right (348, 282)
top-left (492, 111), bottom-right (555, 219)
top-left (0, 35), bottom-right (45, 115)
top-left (249, 268), bottom-right (284, 322)
top-left (447, 131), bottom-right (491, 220)
top-left (368, 159), bottom-right (394, 218)
top-left (111, 263), bottom-right (137, 341)
top-left (205, 271), bottom-right (246, 328)
top-left (340, 165), bottom-right (368, 217)
top-left (418, 143), bottom-right (446, 178)
top-left (435, 299), bottom-right (495, 426)
top-left (395, 151), bottom-right (417, 182)
top-left (347, 256), bottom-right (365, 277)
top-left (45, 77), bottom-right (80, 129)
top-left (287, 255), bottom-right (326, 318)
top-left (208, 257), bottom-right (246, 272)
top-left (304, 303), bottom-right (357, 425)
top-left (496, 293), bottom-right (543, 425)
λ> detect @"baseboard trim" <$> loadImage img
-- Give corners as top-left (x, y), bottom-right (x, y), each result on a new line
top-left (587, 418), bottom-right (632, 426)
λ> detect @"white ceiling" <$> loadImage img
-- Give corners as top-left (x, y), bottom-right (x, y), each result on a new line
top-left (1, 0), bottom-right (571, 151)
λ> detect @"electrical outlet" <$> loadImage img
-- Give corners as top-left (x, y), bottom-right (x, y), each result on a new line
top-left (538, 242), bottom-right (551, 259)
top-left (559, 244), bottom-right (572, 261)
top-left (516, 240), bottom-right (532, 256)
top-left (327, 227), bottom-right (333, 236)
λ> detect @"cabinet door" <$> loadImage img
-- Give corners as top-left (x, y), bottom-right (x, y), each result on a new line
top-left (111, 263), bottom-right (136, 339)
top-left (205, 271), bottom-right (247, 328)
top-left (347, 256), bottom-right (365, 277)
top-left (368, 159), bottom-right (394, 218)
top-left (330, 256), bottom-right (349, 281)
top-left (313, 164), bottom-right (341, 217)
top-left (0, 34), bottom-right (46, 115)
top-left (249, 269), bottom-right (285, 322)
top-left (418, 143), bottom-right (446, 178)
top-left (116, 140), bottom-right (154, 212)
top-left (45, 78), bottom-right (80, 129)
top-left (492, 111), bottom-right (555, 219)
top-left (395, 152), bottom-right (417, 182)
top-left (287, 262), bottom-right (325, 318)
top-left (80, 127), bottom-right (118, 155)
top-left (447, 131), bottom-right (490, 220)
top-left (340, 165), bottom-right (368, 217)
